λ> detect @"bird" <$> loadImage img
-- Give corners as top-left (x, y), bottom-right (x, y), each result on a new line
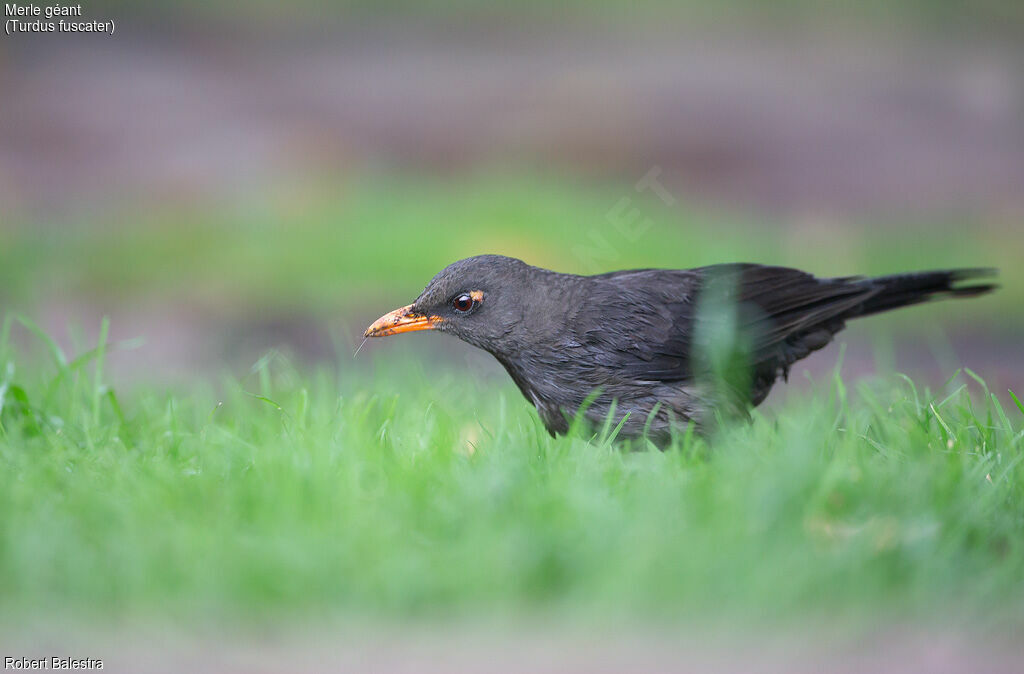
top-left (364, 255), bottom-right (996, 442)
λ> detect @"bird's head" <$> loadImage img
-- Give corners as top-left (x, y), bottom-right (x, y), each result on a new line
top-left (363, 255), bottom-right (545, 352)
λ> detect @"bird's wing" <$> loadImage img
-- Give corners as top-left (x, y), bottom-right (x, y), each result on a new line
top-left (575, 269), bottom-right (701, 383)
top-left (716, 264), bottom-right (875, 360)
top-left (702, 265), bottom-right (879, 403)
top-left (577, 265), bottom-right (877, 388)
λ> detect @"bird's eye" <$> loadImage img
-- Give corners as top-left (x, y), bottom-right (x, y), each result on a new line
top-left (452, 293), bottom-right (475, 313)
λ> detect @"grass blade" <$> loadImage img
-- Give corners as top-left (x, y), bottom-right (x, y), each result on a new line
top-left (92, 317), bottom-right (110, 427)
top-left (15, 314), bottom-right (68, 371)
top-left (0, 313), bottom-right (12, 359)
top-left (1009, 390), bottom-right (1024, 418)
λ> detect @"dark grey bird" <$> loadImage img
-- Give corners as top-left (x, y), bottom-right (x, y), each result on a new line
top-left (364, 255), bottom-right (996, 441)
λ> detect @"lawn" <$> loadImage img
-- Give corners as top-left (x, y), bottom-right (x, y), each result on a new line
top-left (1, 316), bottom-right (1022, 628)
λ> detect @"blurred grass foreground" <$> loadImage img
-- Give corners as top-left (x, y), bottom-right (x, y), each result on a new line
top-left (1, 313), bottom-right (1022, 628)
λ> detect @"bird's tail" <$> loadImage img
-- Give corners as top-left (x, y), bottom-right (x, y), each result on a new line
top-left (856, 268), bottom-right (998, 318)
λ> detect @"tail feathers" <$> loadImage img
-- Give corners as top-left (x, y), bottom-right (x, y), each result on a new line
top-left (857, 268), bottom-right (998, 318)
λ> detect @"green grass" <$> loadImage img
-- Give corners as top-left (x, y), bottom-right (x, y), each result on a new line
top-left (1, 317), bottom-right (1022, 627)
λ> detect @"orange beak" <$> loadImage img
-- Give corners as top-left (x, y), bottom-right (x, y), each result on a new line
top-left (364, 304), bottom-right (442, 337)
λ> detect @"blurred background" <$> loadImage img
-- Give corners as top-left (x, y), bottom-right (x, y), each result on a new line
top-left (2, 0), bottom-right (1023, 394)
